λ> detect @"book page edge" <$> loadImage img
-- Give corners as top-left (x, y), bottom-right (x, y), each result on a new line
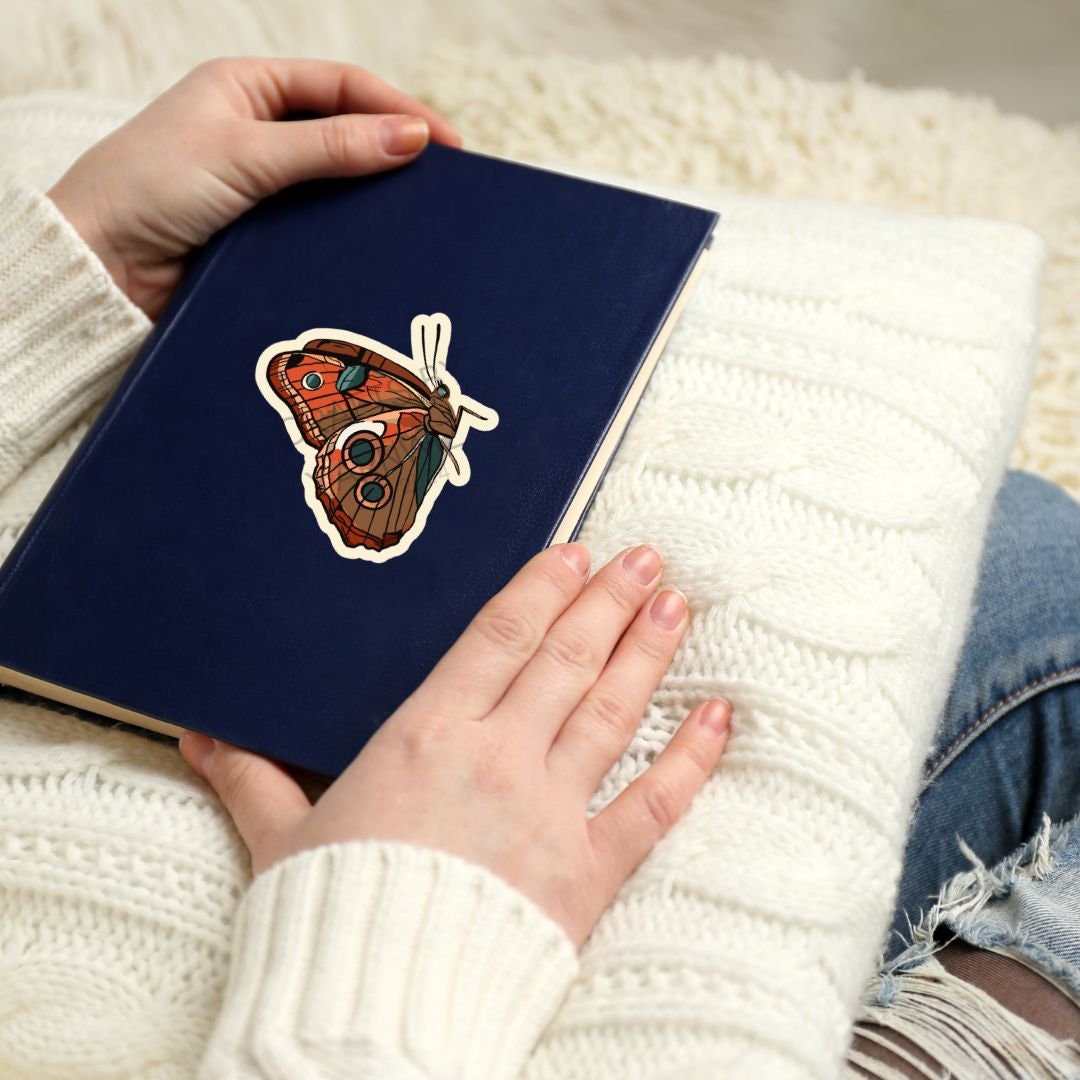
top-left (549, 243), bottom-right (712, 546)
top-left (0, 666), bottom-right (184, 741)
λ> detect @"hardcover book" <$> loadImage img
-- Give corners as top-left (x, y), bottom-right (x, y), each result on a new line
top-left (0, 144), bottom-right (717, 777)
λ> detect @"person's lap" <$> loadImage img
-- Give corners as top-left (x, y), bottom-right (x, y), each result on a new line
top-left (889, 469), bottom-right (1080, 984)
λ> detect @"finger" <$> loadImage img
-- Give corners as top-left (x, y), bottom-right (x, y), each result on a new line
top-left (218, 56), bottom-right (462, 147)
top-left (492, 545), bottom-right (664, 746)
top-left (588, 699), bottom-right (731, 897)
top-left (547, 586), bottom-right (689, 793)
top-left (179, 731), bottom-right (310, 874)
top-left (401, 543), bottom-right (591, 721)
top-left (227, 111), bottom-right (432, 199)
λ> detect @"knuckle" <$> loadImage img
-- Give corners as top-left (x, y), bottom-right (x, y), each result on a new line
top-left (580, 689), bottom-right (635, 742)
top-left (214, 754), bottom-right (260, 809)
top-left (631, 627), bottom-right (673, 665)
top-left (596, 571), bottom-right (640, 615)
top-left (220, 126), bottom-right (280, 194)
top-left (191, 56), bottom-right (234, 83)
top-left (680, 734), bottom-right (718, 779)
top-left (536, 557), bottom-right (581, 596)
top-left (641, 776), bottom-right (682, 835)
top-left (396, 714), bottom-right (452, 760)
top-left (541, 626), bottom-right (600, 674)
top-left (474, 603), bottom-right (538, 659)
top-left (320, 113), bottom-right (359, 166)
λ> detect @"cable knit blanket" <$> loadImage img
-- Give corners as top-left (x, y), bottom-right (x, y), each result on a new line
top-left (0, 30), bottom-right (1058, 1080)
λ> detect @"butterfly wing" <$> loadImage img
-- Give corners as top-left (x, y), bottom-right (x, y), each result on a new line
top-left (262, 334), bottom-right (451, 554)
top-left (263, 339), bottom-right (431, 450)
top-left (312, 410), bottom-right (447, 551)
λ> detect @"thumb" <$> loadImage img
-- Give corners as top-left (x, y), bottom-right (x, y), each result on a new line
top-left (236, 112), bottom-right (430, 198)
top-left (179, 731), bottom-right (310, 874)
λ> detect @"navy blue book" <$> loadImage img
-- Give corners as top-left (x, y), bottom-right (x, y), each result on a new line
top-left (0, 144), bottom-right (716, 777)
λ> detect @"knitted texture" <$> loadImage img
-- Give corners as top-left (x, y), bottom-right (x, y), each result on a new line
top-left (0, 174), bottom-right (149, 496)
top-left (200, 844), bottom-right (578, 1079)
top-left (0, 96), bottom-right (1044, 1077)
top-left (537, 184), bottom-right (1044, 1076)
top-left (0, 709), bottom-right (253, 1080)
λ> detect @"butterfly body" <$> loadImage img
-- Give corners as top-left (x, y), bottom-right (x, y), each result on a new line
top-left (257, 315), bottom-right (497, 561)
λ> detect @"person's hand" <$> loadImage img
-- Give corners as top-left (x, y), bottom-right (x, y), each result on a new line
top-left (48, 56), bottom-right (461, 321)
top-left (179, 543), bottom-right (731, 949)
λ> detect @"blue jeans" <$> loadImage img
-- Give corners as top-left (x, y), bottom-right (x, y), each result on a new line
top-left (888, 470), bottom-right (1080, 993)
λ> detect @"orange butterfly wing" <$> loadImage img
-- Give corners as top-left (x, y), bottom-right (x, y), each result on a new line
top-left (313, 408), bottom-right (430, 551)
top-left (264, 339), bottom-right (447, 553)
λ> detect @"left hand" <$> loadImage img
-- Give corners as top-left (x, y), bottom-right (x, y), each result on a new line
top-left (48, 56), bottom-right (461, 320)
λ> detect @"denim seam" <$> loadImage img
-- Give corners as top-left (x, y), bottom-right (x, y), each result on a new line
top-left (923, 663), bottom-right (1080, 788)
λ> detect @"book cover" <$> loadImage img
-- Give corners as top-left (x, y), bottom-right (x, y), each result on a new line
top-left (0, 144), bottom-right (716, 777)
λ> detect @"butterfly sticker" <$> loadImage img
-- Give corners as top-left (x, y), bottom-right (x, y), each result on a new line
top-left (257, 313), bottom-right (498, 562)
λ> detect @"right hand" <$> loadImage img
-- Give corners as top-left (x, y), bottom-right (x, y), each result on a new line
top-left (180, 543), bottom-right (731, 948)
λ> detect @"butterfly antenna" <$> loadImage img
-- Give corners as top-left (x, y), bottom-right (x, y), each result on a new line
top-left (419, 323), bottom-right (434, 384)
top-left (412, 314), bottom-right (452, 386)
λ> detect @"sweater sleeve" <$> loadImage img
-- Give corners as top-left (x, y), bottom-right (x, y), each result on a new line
top-left (0, 172), bottom-right (150, 495)
top-left (197, 841), bottom-right (580, 1080)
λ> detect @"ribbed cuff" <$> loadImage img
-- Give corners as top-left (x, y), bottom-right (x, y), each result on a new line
top-left (0, 172), bottom-right (150, 493)
top-left (199, 842), bottom-right (579, 1080)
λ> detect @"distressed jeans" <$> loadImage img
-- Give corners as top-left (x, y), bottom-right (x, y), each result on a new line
top-left (889, 468), bottom-right (1080, 990)
top-left (851, 471), bottom-right (1080, 1077)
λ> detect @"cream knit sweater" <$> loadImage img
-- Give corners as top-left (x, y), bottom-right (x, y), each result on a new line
top-left (0, 94), bottom-right (1044, 1079)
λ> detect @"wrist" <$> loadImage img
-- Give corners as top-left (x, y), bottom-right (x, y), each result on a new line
top-left (46, 180), bottom-right (130, 303)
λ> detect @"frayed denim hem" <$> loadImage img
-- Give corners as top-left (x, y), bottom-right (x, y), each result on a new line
top-left (848, 813), bottom-right (1080, 1079)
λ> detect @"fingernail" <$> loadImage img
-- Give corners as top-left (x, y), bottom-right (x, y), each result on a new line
top-left (622, 544), bottom-right (662, 585)
top-left (179, 730), bottom-right (216, 773)
top-left (379, 115), bottom-right (429, 156)
top-left (558, 542), bottom-right (590, 576)
top-left (649, 588), bottom-right (687, 629)
top-left (698, 699), bottom-right (732, 736)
